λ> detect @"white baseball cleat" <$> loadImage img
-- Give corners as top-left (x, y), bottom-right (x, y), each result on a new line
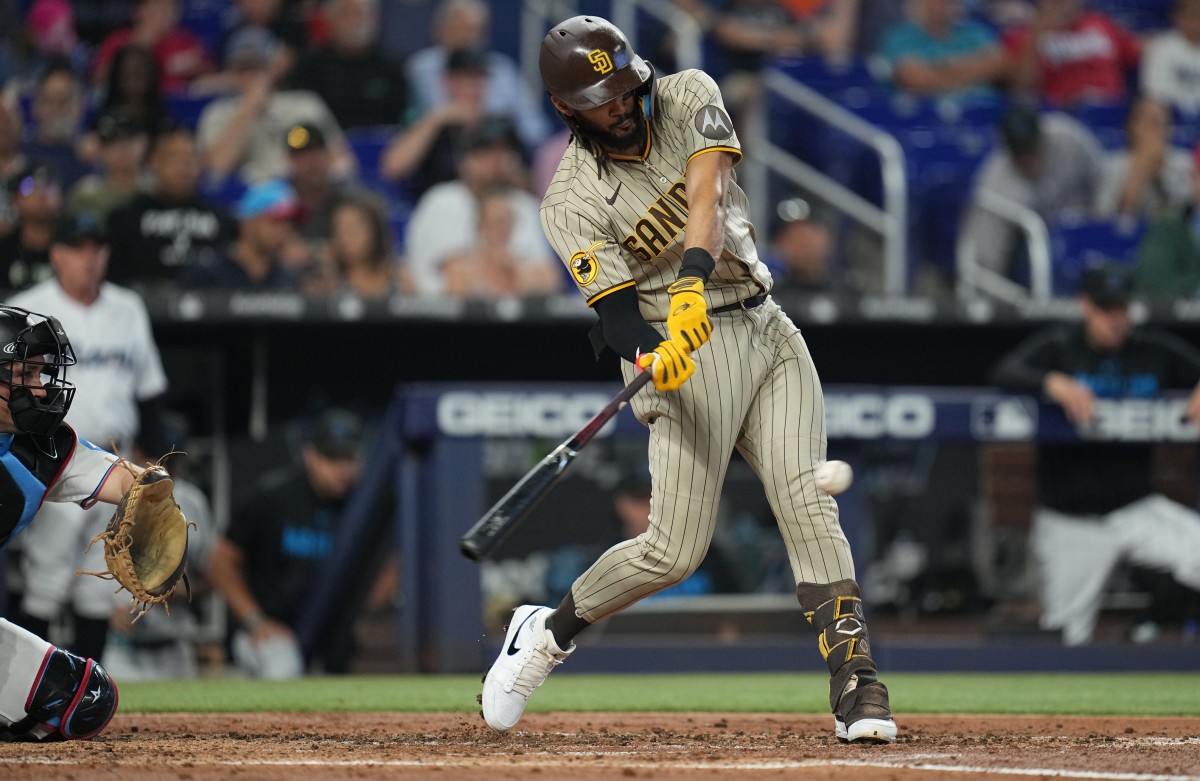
top-left (480, 605), bottom-right (573, 732)
top-left (835, 716), bottom-right (898, 744)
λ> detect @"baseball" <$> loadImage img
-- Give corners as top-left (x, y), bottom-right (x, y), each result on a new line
top-left (815, 460), bottom-right (853, 495)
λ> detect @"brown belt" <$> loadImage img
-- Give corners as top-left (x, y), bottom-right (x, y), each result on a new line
top-left (711, 293), bottom-right (767, 314)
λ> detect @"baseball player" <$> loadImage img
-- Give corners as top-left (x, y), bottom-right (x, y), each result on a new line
top-left (480, 16), bottom-right (896, 744)
top-left (0, 304), bottom-right (146, 741)
top-left (8, 211), bottom-right (168, 664)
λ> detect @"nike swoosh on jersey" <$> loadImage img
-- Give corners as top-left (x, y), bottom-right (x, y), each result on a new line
top-left (506, 610), bottom-right (539, 656)
top-left (604, 182), bottom-right (622, 206)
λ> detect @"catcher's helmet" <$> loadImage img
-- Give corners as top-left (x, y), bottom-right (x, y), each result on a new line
top-left (0, 305), bottom-right (77, 437)
top-left (539, 16), bottom-right (653, 110)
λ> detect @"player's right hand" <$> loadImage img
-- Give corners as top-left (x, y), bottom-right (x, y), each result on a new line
top-left (637, 340), bottom-right (695, 392)
top-left (666, 276), bottom-right (711, 352)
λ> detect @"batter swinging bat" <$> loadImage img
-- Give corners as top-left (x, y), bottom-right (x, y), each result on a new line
top-left (460, 372), bottom-right (652, 562)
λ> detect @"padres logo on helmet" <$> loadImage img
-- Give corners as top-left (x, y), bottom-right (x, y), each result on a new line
top-left (588, 49), bottom-right (613, 74)
top-left (569, 242), bottom-right (604, 286)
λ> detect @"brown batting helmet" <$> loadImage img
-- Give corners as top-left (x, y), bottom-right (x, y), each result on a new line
top-left (539, 16), bottom-right (653, 110)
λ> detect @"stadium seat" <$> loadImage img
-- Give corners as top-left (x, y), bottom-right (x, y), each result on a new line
top-left (1049, 217), bottom-right (1147, 296)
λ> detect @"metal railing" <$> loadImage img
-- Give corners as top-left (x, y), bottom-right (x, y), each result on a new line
top-left (956, 190), bottom-right (1053, 305)
top-left (746, 68), bottom-right (909, 296)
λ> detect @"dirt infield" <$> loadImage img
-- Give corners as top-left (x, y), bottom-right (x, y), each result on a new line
top-left (2, 712), bottom-right (1199, 779)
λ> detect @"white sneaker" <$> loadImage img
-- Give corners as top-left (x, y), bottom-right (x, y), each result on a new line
top-left (834, 716), bottom-right (898, 743)
top-left (480, 605), bottom-right (573, 732)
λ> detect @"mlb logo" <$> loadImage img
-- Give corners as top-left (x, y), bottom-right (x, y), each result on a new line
top-left (971, 397), bottom-right (1037, 440)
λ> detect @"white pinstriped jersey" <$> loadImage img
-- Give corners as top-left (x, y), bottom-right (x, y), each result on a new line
top-left (540, 69), bottom-right (773, 322)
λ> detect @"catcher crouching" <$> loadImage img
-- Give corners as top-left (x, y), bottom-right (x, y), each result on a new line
top-left (0, 305), bottom-right (189, 742)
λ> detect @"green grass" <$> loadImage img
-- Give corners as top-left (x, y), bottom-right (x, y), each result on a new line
top-left (116, 673), bottom-right (1200, 716)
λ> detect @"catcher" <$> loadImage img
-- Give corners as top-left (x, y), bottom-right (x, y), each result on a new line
top-left (0, 304), bottom-right (189, 742)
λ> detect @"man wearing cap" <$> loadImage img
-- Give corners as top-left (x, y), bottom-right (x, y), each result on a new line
top-left (106, 122), bottom-right (237, 291)
top-left (196, 26), bottom-right (354, 185)
top-left (209, 407), bottom-right (367, 677)
top-left (66, 108), bottom-right (149, 220)
top-left (285, 122), bottom-right (356, 246)
top-left (178, 178), bottom-right (306, 291)
top-left (0, 162), bottom-right (62, 291)
top-left (6, 210), bottom-right (168, 664)
top-left (989, 262), bottom-right (1200, 645)
top-left (960, 104), bottom-right (1107, 283)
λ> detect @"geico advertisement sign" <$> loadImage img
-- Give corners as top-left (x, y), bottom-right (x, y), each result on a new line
top-left (824, 393), bottom-right (936, 439)
top-left (437, 392), bottom-right (615, 437)
top-left (1081, 398), bottom-right (1200, 441)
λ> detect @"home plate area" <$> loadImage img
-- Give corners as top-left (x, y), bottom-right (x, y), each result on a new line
top-left (1, 713), bottom-right (1198, 780)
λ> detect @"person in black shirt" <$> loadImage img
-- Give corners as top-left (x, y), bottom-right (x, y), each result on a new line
top-left (0, 162), bottom-right (61, 291)
top-left (287, 0), bottom-right (409, 129)
top-left (208, 408), bottom-right (365, 677)
top-left (106, 122), bottom-right (235, 291)
top-left (989, 263), bottom-right (1200, 645)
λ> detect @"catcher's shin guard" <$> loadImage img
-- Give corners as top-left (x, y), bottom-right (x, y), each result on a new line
top-left (796, 579), bottom-right (894, 742)
top-left (3, 648), bottom-right (119, 741)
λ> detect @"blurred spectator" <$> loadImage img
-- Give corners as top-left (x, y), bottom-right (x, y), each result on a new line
top-left (195, 26), bottom-right (354, 185)
top-left (66, 108), bottom-right (149, 221)
top-left (1096, 96), bottom-right (1195, 220)
top-left (0, 86), bottom-right (24, 194)
top-left (7, 209), bottom-right (168, 664)
top-left (762, 196), bottom-right (843, 294)
top-left (959, 103), bottom-right (1106, 280)
top-left (178, 178), bottom-right (307, 291)
top-left (531, 128), bottom-right (570, 200)
top-left (0, 161), bottom-right (61, 290)
top-left (405, 119), bottom-right (553, 297)
top-left (1134, 143), bottom-right (1200, 300)
top-left (380, 48), bottom-right (500, 198)
top-left (441, 186), bottom-right (561, 298)
top-left (87, 44), bottom-right (168, 153)
top-left (285, 122), bottom-right (355, 247)
top-left (406, 0), bottom-right (551, 149)
top-left (327, 191), bottom-right (408, 300)
top-left (106, 122), bottom-right (237, 290)
top-left (218, 0), bottom-right (310, 85)
top-left (988, 262), bottom-right (1200, 646)
top-left (209, 407), bottom-right (366, 677)
top-left (1004, 0), bottom-right (1141, 107)
top-left (1141, 0), bottom-right (1200, 116)
top-left (877, 0), bottom-right (1008, 104)
top-left (21, 57), bottom-right (90, 189)
top-left (12, 0), bottom-right (90, 89)
top-left (74, 0), bottom-right (138, 48)
top-left (91, 0), bottom-right (217, 94)
top-left (287, 0), bottom-right (409, 130)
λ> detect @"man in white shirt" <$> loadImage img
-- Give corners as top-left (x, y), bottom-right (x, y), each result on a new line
top-left (7, 211), bottom-right (168, 665)
top-left (1141, 0), bottom-right (1200, 116)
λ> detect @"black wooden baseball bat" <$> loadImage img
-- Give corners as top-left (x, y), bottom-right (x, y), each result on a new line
top-left (460, 372), bottom-right (651, 562)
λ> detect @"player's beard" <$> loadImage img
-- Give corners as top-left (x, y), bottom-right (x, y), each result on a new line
top-left (576, 105), bottom-right (648, 156)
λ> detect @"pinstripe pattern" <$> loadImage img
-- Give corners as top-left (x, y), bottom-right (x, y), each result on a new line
top-left (540, 69), bottom-right (853, 623)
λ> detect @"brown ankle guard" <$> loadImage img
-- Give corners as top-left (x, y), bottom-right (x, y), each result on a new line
top-left (796, 579), bottom-right (881, 714)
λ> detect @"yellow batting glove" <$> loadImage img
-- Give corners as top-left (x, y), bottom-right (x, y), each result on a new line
top-left (666, 276), bottom-right (711, 353)
top-left (636, 340), bottom-right (695, 392)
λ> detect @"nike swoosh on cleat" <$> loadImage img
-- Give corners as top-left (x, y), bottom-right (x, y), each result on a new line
top-left (605, 182), bottom-right (622, 206)
top-left (506, 611), bottom-right (538, 656)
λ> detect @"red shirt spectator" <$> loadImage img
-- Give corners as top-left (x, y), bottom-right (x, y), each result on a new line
top-left (91, 0), bottom-right (215, 94)
top-left (1005, 7), bottom-right (1140, 106)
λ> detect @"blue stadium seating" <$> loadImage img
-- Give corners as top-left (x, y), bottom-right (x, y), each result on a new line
top-left (1049, 217), bottom-right (1147, 296)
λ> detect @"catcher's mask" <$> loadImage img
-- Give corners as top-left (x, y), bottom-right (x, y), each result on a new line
top-left (0, 304), bottom-right (77, 438)
top-left (540, 16), bottom-right (656, 169)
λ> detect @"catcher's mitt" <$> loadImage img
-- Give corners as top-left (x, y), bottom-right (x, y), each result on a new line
top-left (82, 461), bottom-right (191, 619)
